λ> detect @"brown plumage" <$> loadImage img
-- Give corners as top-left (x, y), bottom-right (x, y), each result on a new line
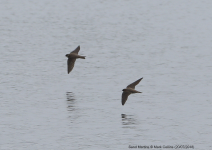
top-left (65, 45), bottom-right (86, 74)
top-left (122, 77), bottom-right (143, 105)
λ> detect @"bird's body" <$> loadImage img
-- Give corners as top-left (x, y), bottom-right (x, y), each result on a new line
top-left (122, 77), bottom-right (143, 105)
top-left (122, 88), bottom-right (141, 93)
top-left (66, 53), bottom-right (85, 59)
top-left (65, 46), bottom-right (85, 74)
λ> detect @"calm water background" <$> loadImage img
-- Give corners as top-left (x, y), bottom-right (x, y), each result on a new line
top-left (0, 0), bottom-right (212, 149)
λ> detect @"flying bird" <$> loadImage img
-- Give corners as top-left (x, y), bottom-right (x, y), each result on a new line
top-left (65, 45), bottom-right (86, 74)
top-left (122, 77), bottom-right (143, 105)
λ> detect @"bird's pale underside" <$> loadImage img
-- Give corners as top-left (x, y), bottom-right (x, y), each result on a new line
top-left (66, 45), bottom-right (85, 74)
top-left (122, 77), bottom-right (143, 105)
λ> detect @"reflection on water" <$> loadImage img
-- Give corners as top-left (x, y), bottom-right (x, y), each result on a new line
top-left (121, 114), bottom-right (138, 129)
top-left (66, 92), bottom-right (75, 112)
top-left (66, 92), bottom-right (80, 122)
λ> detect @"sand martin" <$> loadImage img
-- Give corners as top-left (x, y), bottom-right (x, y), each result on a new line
top-left (122, 77), bottom-right (143, 105)
top-left (65, 45), bottom-right (85, 74)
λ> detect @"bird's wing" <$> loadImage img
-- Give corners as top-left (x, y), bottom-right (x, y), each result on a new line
top-left (67, 58), bottom-right (76, 74)
top-left (127, 77), bottom-right (143, 89)
top-left (70, 45), bottom-right (80, 54)
top-left (122, 91), bottom-right (131, 105)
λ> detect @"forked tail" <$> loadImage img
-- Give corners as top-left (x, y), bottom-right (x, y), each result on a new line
top-left (80, 56), bottom-right (86, 59)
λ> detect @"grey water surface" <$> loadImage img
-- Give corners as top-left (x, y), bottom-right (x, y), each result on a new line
top-left (0, 0), bottom-right (212, 149)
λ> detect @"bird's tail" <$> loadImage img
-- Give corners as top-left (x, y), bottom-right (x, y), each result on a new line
top-left (79, 56), bottom-right (86, 59)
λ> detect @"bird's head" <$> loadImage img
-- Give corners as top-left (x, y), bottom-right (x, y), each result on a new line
top-left (122, 89), bottom-right (127, 92)
top-left (65, 54), bottom-right (69, 57)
